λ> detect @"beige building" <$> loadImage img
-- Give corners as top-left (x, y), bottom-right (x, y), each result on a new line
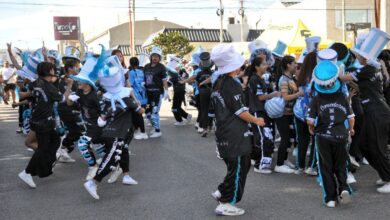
top-left (326, 0), bottom-right (390, 44)
top-left (85, 19), bottom-right (186, 52)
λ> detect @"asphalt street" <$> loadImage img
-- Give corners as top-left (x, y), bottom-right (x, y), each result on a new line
top-left (1, 101), bottom-right (390, 220)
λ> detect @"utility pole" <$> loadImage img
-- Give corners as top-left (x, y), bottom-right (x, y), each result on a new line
top-left (129, 0), bottom-right (135, 56)
top-left (132, 0), bottom-right (135, 56)
top-left (239, 0), bottom-right (244, 42)
top-left (342, 0), bottom-right (346, 42)
top-left (217, 0), bottom-right (224, 43)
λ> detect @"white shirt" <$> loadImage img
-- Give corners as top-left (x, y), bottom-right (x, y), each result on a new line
top-left (0, 67), bottom-right (16, 84)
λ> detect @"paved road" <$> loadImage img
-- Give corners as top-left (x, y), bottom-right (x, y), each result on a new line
top-left (1, 101), bottom-right (389, 220)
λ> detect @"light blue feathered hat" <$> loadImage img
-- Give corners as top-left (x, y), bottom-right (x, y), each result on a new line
top-left (16, 53), bottom-right (40, 81)
top-left (70, 45), bottom-right (106, 89)
top-left (189, 47), bottom-right (204, 66)
top-left (98, 54), bottom-right (127, 94)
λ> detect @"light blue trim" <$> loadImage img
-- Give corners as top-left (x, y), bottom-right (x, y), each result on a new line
top-left (314, 80), bottom-right (341, 94)
top-left (310, 141), bottom-right (317, 169)
top-left (315, 137), bottom-right (327, 205)
top-left (231, 157), bottom-right (241, 205)
top-left (294, 117), bottom-right (300, 168)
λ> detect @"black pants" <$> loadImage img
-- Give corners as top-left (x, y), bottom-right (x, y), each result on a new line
top-left (18, 104), bottom-right (26, 128)
top-left (359, 111), bottom-right (390, 182)
top-left (195, 94), bottom-right (200, 124)
top-left (199, 90), bottom-right (211, 129)
top-left (132, 109), bottom-right (145, 133)
top-left (217, 154), bottom-right (251, 204)
top-left (349, 114), bottom-right (363, 160)
top-left (316, 136), bottom-right (350, 203)
top-left (146, 91), bottom-right (162, 131)
top-left (295, 117), bottom-right (316, 169)
top-left (77, 125), bottom-right (103, 167)
top-left (94, 137), bottom-right (130, 182)
top-left (60, 113), bottom-right (82, 152)
top-left (275, 115), bottom-right (296, 166)
top-left (172, 90), bottom-right (188, 122)
top-left (25, 129), bottom-right (61, 177)
top-left (251, 112), bottom-right (274, 170)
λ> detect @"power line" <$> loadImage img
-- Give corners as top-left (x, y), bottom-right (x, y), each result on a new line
top-left (0, 1), bottom-right (375, 11)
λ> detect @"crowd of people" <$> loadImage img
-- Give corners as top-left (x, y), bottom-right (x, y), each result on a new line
top-left (1, 27), bottom-right (390, 216)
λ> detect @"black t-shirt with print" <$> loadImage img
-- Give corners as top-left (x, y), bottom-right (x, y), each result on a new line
top-left (196, 69), bottom-right (213, 93)
top-left (307, 91), bottom-right (354, 142)
top-left (351, 65), bottom-right (390, 113)
top-left (31, 78), bottom-right (63, 121)
top-left (169, 69), bottom-right (187, 93)
top-left (76, 89), bottom-right (100, 125)
top-left (212, 76), bottom-right (252, 159)
top-left (143, 63), bottom-right (167, 94)
top-left (100, 96), bottom-right (140, 139)
top-left (248, 74), bottom-right (267, 113)
top-left (57, 76), bottom-right (79, 115)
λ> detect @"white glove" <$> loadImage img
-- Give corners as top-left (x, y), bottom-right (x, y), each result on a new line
top-left (68, 94), bottom-right (80, 102)
top-left (97, 116), bottom-right (107, 127)
top-left (163, 89), bottom-right (169, 101)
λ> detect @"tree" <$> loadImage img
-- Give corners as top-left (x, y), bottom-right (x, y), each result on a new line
top-left (151, 32), bottom-right (194, 58)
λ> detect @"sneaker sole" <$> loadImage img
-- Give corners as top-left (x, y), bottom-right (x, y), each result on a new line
top-left (18, 173), bottom-right (36, 188)
top-left (215, 209), bottom-right (245, 216)
top-left (83, 183), bottom-right (99, 200)
top-left (377, 188), bottom-right (390, 193)
top-left (340, 191), bottom-right (351, 204)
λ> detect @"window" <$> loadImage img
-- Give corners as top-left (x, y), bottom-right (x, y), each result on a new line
top-left (335, 9), bottom-right (373, 29)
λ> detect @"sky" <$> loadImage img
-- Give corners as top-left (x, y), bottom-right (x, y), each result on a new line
top-left (0, 0), bottom-right (279, 50)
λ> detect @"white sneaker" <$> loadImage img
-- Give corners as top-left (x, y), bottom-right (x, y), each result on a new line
top-left (26, 148), bottom-right (34, 152)
top-left (134, 132), bottom-right (148, 140)
top-left (326, 200), bottom-right (336, 208)
top-left (340, 190), bottom-right (351, 204)
top-left (347, 172), bottom-right (357, 184)
top-left (274, 165), bottom-right (295, 174)
top-left (57, 148), bottom-right (75, 163)
top-left (376, 179), bottom-right (388, 186)
top-left (362, 157), bottom-right (369, 165)
top-left (284, 160), bottom-right (296, 169)
top-left (174, 121), bottom-right (186, 126)
top-left (18, 170), bottom-right (36, 188)
top-left (186, 114), bottom-right (192, 124)
top-left (197, 127), bottom-right (204, 133)
top-left (133, 129), bottom-right (141, 137)
top-left (211, 190), bottom-right (221, 201)
top-left (122, 175), bottom-right (138, 185)
top-left (250, 159), bottom-right (256, 166)
top-left (305, 167), bottom-right (318, 176)
top-left (107, 167), bottom-right (123, 184)
top-left (84, 180), bottom-right (99, 200)
top-left (195, 122), bottom-right (199, 130)
top-left (254, 167), bottom-right (273, 174)
top-left (149, 131), bottom-right (162, 138)
top-left (96, 158), bottom-right (102, 165)
top-left (86, 166), bottom-right (98, 181)
top-left (349, 155), bottom-right (360, 168)
top-left (294, 168), bottom-right (304, 175)
top-left (215, 203), bottom-right (245, 216)
top-left (377, 182), bottom-right (390, 193)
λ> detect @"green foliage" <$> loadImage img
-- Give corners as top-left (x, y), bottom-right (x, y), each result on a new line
top-left (151, 32), bottom-right (194, 57)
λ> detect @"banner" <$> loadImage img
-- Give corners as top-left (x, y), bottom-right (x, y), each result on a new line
top-left (53, 16), bottom-right (80, 40)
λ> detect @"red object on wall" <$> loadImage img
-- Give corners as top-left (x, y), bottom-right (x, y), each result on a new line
top-left (53, 16), bottom-right (80, 40)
